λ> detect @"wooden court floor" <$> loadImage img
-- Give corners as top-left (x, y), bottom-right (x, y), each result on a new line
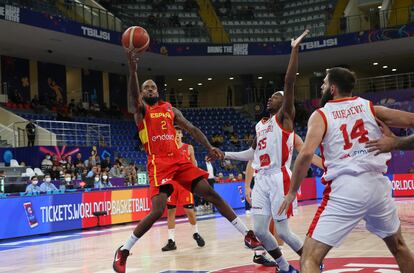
top-left (0, 198), bottom-right (413, 273)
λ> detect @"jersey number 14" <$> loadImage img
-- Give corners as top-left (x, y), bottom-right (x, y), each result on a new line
top-left (339, 119), bottom-right (369, 150)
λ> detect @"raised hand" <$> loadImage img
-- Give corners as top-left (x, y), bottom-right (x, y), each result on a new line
top-left (366, 119), bottom-right (397, 155)
top-left (291, 29), bottom-right (310, 49)
top-left (127, 51), bottom-right (138, 72)
top-left (278, 192), bottom-right (296, 216)
top-left (207, 147), bottom-right (224, 161)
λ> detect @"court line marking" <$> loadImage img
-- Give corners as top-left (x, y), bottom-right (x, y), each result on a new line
top-left (345, 263), bottom-right (399, 268)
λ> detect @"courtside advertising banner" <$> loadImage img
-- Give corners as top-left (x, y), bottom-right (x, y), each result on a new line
top-left (392, 173), bottom-right (414, 197)
top-left (0, 188), bottom-right (150, 240)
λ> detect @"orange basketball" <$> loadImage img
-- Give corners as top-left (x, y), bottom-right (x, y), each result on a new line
top-left (122, 26), bottom-right (150, 54)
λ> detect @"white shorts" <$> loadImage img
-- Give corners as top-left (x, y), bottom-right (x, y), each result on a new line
top-left (308, 172), bottom-right (400, 247)
top-left (251, 167), bottom-right (293, 221)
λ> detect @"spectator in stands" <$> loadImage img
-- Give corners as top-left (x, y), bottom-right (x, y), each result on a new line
top-left (110, 162), bottom-right (124, 178)
top-left (63, 172), bottom-right (75, 189)
top-left (244, 132), bottom-right (254, 144)
top-left (229, 132), bottom-right (240, 147)
top-left (223, 159), bottom-right (235, 171)
top-left (84, 156), bottom-right (94, 168)
top-left (236, 173), bottom-right (243, 182)
top-left (68, 99), bottom-right (76, 114)
top-left (40, 174), bottom-right (58, 192)
top-left (226, 173), bottom-right (236, 182)
top-left (101, 156), bottom-right (112, 171)
top-left (87, 166), bottom-right (99, 178)
top-left (52, 155), bottom-right (60, 167)
top-left (216, 172), bottom-right (225, 183)
top-left (124, 163), bottom-right (137, 185)
top-left (31, 95), bottom-right (43, 113)
top-left (76, 99), bottom-right (87, 116)
top-left (74, 153), bottom-right (82, 164)
top-left (50, 165), bottom-right (60, 180)
top-left (74, 162), bottom-right (85, 178)
top-left (41, 154), bottom-right (53, 174)
top-left (25, 176), bottom-right (41, 194)
top-left (11, 89), bottom-right (23, 104)
top-left (101, 172), bottom-right (113, 188)
top-left (222, 121), bottom-right (234, 135)
top-left (95, 155), bottom-right (101, 166)
top-left (26, 120), bottom-right (36, 147)
top-left (94, 174), bottom-right (103, 189)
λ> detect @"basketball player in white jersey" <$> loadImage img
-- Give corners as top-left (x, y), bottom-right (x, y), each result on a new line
top-left (279, 67), bottom-right (414, 273)
top-left (223, 29), bottom-right (323, 273)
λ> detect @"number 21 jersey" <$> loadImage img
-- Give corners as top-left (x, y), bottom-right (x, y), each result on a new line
top-left (317, 96), bottom-right (391, 182)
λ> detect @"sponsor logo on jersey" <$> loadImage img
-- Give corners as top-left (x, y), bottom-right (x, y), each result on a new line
top-left (161, 178), bottom-right (172, 184)
top-left (151, 134), bottom-right (175, 142)
top-left (339, 149), bottom-right (368, 159)
top-left (257, 124), bottom-right (273, 137)
top-left (331, 104), bottom-right (365, 119)
top-left (150, 112), bottom-right (172, 119)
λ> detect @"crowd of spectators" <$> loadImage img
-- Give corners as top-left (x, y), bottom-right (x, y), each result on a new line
top-left (26, 151), bottom-right (139, 193)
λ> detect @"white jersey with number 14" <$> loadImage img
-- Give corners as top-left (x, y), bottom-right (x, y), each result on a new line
top-left (317, 96), bottom-right (391, 183)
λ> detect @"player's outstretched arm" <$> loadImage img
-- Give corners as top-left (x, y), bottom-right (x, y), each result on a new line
top-left (293, 134), bottom-right (324, 169)
top-left (374, 106), bottom-right (414, 128)
top-left (223, 137), bottom-right (257, 161)
top-left (278, 111), bottom-right (325, 216)
top-left (173, 107), bottom-right (223, 160)
top-left (127, 53), bottom-right (145, 122)
top-left (279, 30), bottom-right (309, 123)
top-left (366, 118), bottom-right (414, 153)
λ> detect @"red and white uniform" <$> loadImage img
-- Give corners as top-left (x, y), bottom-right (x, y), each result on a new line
top-left (167, 143), bottom-right (195, 206)
top-left (137, 101), bottom-right (208, 198)
top-left (308, 97), bottom-right (399, 247)
top-left (251, 115), bottom-right (295, 220)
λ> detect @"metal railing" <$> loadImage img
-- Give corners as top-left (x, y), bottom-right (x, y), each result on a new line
top-left (354, 72), bottom-right (414, 94)
top-left (13, 120), bottom-right (112, 147)
top-left (0, 0), bottom-right (122, 32)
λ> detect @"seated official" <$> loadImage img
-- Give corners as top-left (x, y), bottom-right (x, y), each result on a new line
top-left (25, 176), bottom-right (41, 194)
top-left (39, 174), bottom-right (58, 192)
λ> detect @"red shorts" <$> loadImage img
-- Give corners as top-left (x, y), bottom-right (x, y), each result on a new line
top-left (148, 154), bottom-right (208, 198)
top-left (167, 182), bottom-right (194, 206)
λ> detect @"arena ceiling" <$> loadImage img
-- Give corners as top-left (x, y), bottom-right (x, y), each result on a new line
top-left (1, 20), bottom-right (413, 76)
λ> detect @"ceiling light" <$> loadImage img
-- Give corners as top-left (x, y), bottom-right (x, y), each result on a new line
top-left (164, 83), bottom-right (167, 87)
top-left (257, 76), bottom-right (263, 79)
top-left (178, 78), bottom-right (183, 81)
top-left (392, 68), bottom-right (397, 72)
top-left (197, 83), bottom-right (202, 86)
top-left (189, 87), bottom-right (193, 90)
top-left (373, 62), bottom-right (378, 66)
top-left (229, 77), bottom-right (234, 80)
top-left (378, 5), bottom-right (382, 9)
top-left (207, 77), bottom-right (212, 81)
top-left (382, 65), bottom-right (388, 69)
top-left (296, 72), bottom-right (300, 75)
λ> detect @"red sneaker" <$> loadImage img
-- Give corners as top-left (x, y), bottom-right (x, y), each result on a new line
top-left (244, 230), bottom-right (263, 250)
top-left (113, 246), bottom-right (130, 273)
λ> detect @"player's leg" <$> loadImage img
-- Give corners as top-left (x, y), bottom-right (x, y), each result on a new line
top-left (161, 205), bottom-right (177, 251)
top-left (271, 220), bottom-right (284, 246)
top-left (191, 177), bottom-right (262, 249)
top-left (383, 227), bottom-right (414, 273)
top-left (271, 172), bottom-right (303, 256)
top-left (113, 185), bottom-right (172, 273)
top-left (184, 205), bottom-right (205, 247)
top-left (365, 175), bottom-right (414, 272)
top-left (300, 237), bottom-right (331, 273)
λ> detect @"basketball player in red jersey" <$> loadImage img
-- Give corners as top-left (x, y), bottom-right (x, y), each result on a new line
top-left (113, 53), bottom-right (262, 273)
top-left (161, 127), bottom-right (205, 251)
top-left (279, 67), bottom-right (414, 273)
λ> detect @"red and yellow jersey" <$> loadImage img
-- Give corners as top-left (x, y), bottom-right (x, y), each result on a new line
top-left (137, 101), bottom-right (179, 156)
top-left (178, 143), bottom-right (191, 161)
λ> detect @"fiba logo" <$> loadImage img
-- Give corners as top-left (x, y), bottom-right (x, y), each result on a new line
top-left (152, 134), bottom-right (175, 142)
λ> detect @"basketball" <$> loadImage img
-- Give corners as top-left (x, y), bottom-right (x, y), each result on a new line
top-left (121, 26), bottom-right (150, 54)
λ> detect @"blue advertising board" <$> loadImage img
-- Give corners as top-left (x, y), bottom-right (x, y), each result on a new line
top-left (214, 182), bottom-right (245, 210)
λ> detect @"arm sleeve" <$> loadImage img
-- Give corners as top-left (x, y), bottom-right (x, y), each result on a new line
top-left (224, 147), bottom-right (255, 161)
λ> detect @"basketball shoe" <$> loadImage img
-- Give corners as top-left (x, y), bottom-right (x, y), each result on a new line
top-left (162, 239), bottom-right (177, 251)
top-left (244, 230), bottom-right (263, 249)
top-left (280, 265), bottom-right (300, 273)
top-left (193, 233), bottom-right (205, 247)
top-left (113, 246), bottom-right (130, 273)
top-left (253, 253), bottom-right (277, 267)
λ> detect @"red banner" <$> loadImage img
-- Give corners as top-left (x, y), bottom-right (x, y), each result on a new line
top-left (297, 178), bottom-right (317, 201)
top-left (392, 173), bottom-right (414, 197)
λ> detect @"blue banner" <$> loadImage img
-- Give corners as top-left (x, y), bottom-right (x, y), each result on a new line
top-left (214, 182), bottom-right (245, 209)
top-left (0, 193), bottom-right (83, 239)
